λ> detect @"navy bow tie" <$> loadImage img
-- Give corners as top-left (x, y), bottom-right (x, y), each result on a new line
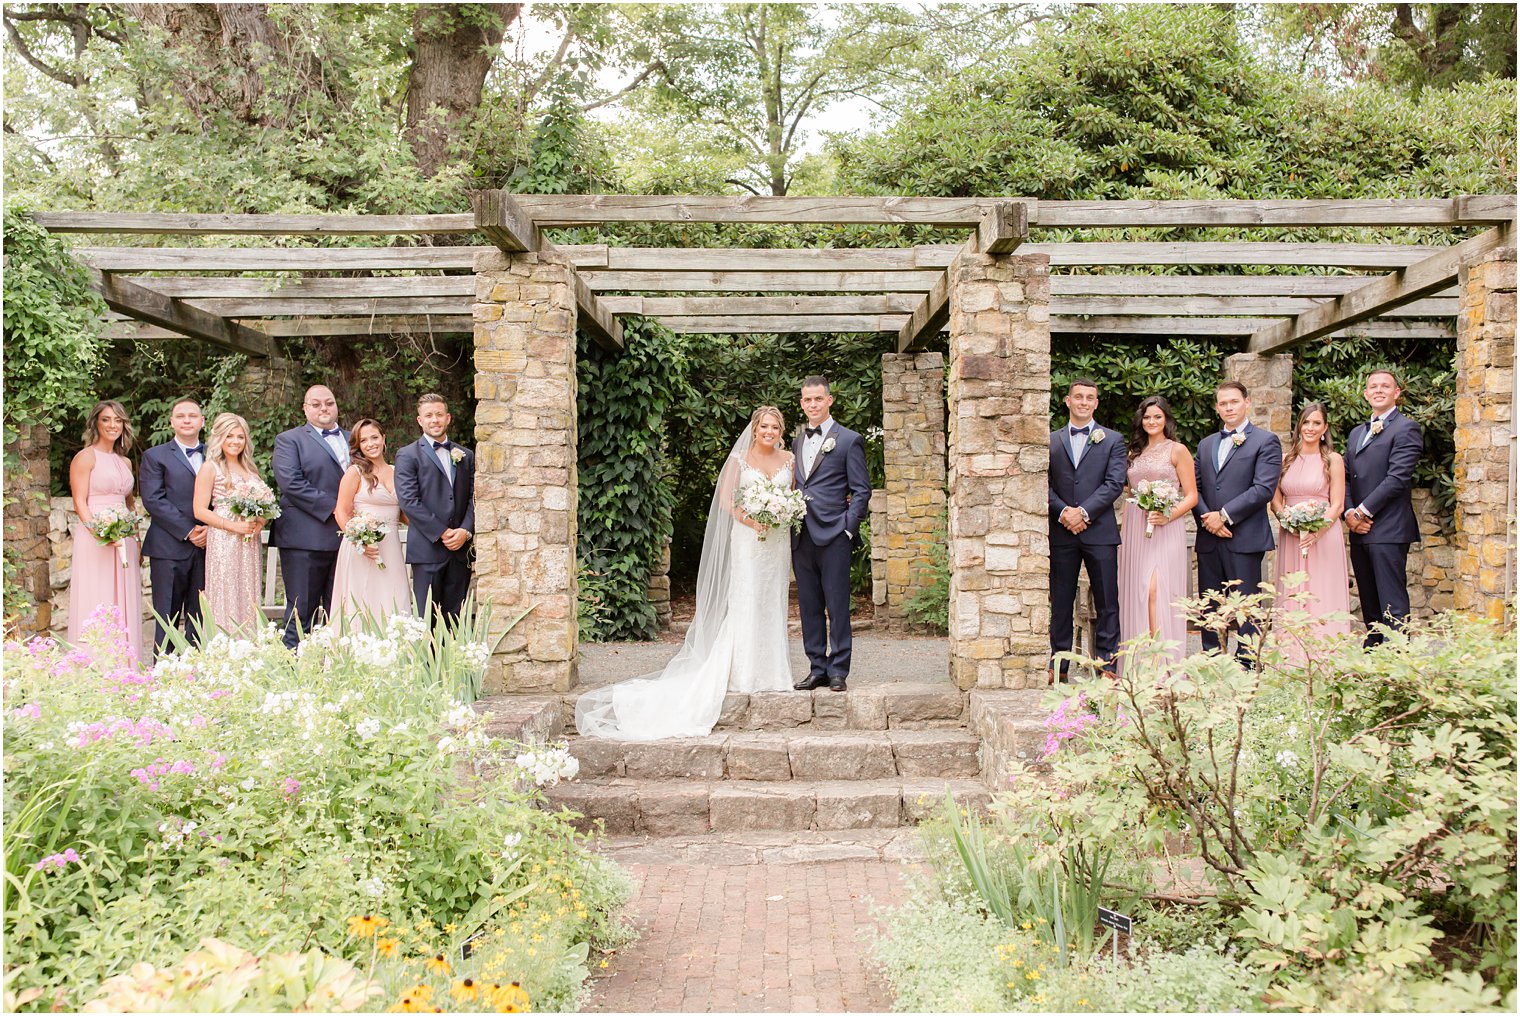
top-left (1070, 426), bottom-right (1090, 436)
top-left (184, 444), bottom-right (205, 457)
top-left (320, 428), bottom-right (341, 439)
top-left (1222, 428), bottom-right (1237, 437)
top-left (432, 440), bottom-right (451, 451)
top-left (805, 426), bottom-right (822, 438)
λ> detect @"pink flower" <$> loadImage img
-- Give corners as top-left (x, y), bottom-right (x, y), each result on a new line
top-left (1041, 693), bottom-right (1100, 759)
top-left (33, 848), bottom-right (81, 872)
top-left (12, 703), bottom-right (41, 720)
top-left (26, 636), bottom-right (57, 656)
top-left (282, 777), bottom-right (301, 797)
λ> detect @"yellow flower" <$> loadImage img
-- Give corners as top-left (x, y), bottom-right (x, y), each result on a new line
top-left (599, 960), bottom-right (609, 969)
top-left (489, 981), bottom-right (532, 1013)
top-left (425, 953), bottom-right (451, 976)
top-left (377, 937), bottom-right (401, 958)
top-left (1025, 970), bottom-right (1040, 981)
top-left (391, 985), bottom-right (433, 1012)
top-left (450, 978), bottom-right (481, 1003)
top-left (348, 915), bottom-right (390, 939)
top-left (443, 922), bottom-right (458, 934)
top-left (1078, 1000), bottom-right (1089, 1007)
top-left (1020, 921), bottom-right (1032, 930)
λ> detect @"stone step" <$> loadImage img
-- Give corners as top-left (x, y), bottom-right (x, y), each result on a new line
top-left (569, 681), bottom-right (965, 733)
top-left (969, 689), bottom-right (1054, 786)
top-left (542, 778), bottom-right (990, 836)
top-left (569, 728), bottom-right (981, 781)
top-left (596, 828), bottom-right (927, 866)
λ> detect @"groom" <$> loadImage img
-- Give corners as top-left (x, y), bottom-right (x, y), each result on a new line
top-left (792, 376), bottom-right (872, 692)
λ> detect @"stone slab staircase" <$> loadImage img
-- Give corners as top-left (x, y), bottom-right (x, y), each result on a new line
top-left (476, 665), bottom-right (1059, 846)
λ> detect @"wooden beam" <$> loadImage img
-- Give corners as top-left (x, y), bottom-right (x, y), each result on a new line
top-left (572, 269), bottom-right (623, 350)
top-left (1247, 225), bottom-right (1512, 353)
top-left (107, 316), bottom-right (475, 339)
top-left (128, 277), bottom-right (475, 298)
top-left (95, 273), bottom-right (272, 356)
top-left (509, 194), bottom-right (1018, 227)
top-left (1048, 295), bottom-right (1457, 318)
top-left (181, 297), bottom-right (467, 317)
top-left (582, 270), bottom-right (940, 293)
top-left (976, 201), bottom-right (1028, 254)
top-left (76, 246), bottom-right (495, 271)
top-left (897, 270), bottom-right (952, 353)
top-left (599, 294), bottom-right (921, 316)
top-left (1036, 197), bottom-right (1517, 227)
top-left (1049, 275), bottom-right (1458, 298)
top-left (34, 212), bottom-right (475, 235)
top-left (470, 191), bottom-right (539, 252)
top-left (632, 314), bottom-right (1459, 338)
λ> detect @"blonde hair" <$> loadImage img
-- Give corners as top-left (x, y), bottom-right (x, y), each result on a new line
top-left (206, 412), bottom-right (260, 478)
top-left (749, 405), bottom-right (784, 436)
top-left (82, 399), bottom-right (136, 456)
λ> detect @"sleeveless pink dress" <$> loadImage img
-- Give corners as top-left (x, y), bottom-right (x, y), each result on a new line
top-left (1274, 453), bottom-right (1351, 659)
top-left (1117, 440), bottom-right (1188, 673)
top-left (205, 467), bottom-right (264, 634)
top-left (68, 451), bottom-right (145, 661)
top-left (331, 471), bottom-right (410, 623)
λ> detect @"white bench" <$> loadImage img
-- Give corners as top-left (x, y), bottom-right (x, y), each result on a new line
top-left (259, 528), bottom-right (410, 621)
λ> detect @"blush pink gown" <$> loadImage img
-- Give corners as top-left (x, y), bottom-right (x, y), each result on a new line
top-left (205, 467), bottom-right (263, 634)
top-left (68, 451), bottom-right (145, 661)
top-left (331, 472), bottom-right (410, 624)
top-left (1117, 440), bottom-right (1189, 674)
top-left (1274, 453), bottom-right (1351, 659)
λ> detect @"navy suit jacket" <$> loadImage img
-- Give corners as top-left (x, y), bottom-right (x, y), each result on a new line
top-left (791, 423), bottom-right (871, 547)
top-left (1345, 408), bottom-right (1423, 545)
top-left (140, 441), bottom-right (204, 561)
top-left (394, 437), bottom-right (475, 565)
top-left (1048, 424), bottom-right (1127, 547)
top-left (270, 424), bottom-right (349, 552)
top-left (1194, 422), bottom-right (1283, 555)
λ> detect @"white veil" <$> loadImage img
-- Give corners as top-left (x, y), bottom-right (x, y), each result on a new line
top-left (575, 424), bottom-right (753, 740)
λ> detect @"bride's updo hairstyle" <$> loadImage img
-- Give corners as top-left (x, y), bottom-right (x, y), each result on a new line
top-left (749, 405), bottom-right (784, 436)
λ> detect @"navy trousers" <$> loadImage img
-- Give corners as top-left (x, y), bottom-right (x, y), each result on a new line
top-left (280, 548), bottom-right (337, 648)
top-left (412, 556), bottom-right (472, 627)
top-left (1049, 541), bottom-right (1120, 673)
top-left (1196, 544), bottom-right (1265, 663)
top-left (793, 527), bottom-right (854, 679)
top-left (148, 552), bottom-right (205, 655)
top-left (1349, 542), bottom-right (1411, 647)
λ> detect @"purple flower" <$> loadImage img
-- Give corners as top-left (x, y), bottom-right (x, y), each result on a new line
top-left (281, 777), bottom-right (301, 797)
top-left (1041, 693), bottom-right (1100, 760)
top-left (12, 703), bottom-right (41, 720)
top-left (33, 848), bottom-right (82, 872)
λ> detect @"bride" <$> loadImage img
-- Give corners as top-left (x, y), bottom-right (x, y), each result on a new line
top-left (576, 406), bottom-right (796, 740)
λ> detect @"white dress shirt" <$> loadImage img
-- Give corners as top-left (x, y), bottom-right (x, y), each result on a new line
top-left (430, 437), bottom-right (456, 482)
top-left (1067, 421), bottom-right (1092, 467)
top-left (313, 424), bottom-right (349, 466)
top-left (801, 417), bottom-right (834, 478)
top-left (174, 438), bottom-right (204, 473)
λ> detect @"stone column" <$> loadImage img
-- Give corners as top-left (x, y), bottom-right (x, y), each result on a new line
top-left (1223, 351), bottom-right (1293, 445)
top-left (645, 540), bottom-right (672, 630)
top-left (881, 352), bottom-right (947, 629)
top-left (473, 249), bottom-right (579, 693)
top-left (1453, 245), bottom-right (1517, 622)
top-left (228, 353), bottom-right (297, 420)
top-left (946, 251), bottom-right (1051, 690)
top-left (3, 423), bottom-right (52, 632)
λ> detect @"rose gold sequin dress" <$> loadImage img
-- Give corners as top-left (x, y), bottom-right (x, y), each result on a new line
top-left (204, 467), bottom-right (263, 634)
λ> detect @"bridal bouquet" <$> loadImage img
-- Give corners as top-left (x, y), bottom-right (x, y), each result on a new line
top-left (735, 478), bottom-right (808, 542)
top-left (343, 515), bottom-right (392, 569)
top-left (1130, 479), bottom-right (1182, 539)
top-left (1278, 501), bottom-right (1332, 558)
top-left (218, 479), bottom-right (281, 543)
top-left (86, 507), bottom-right (147, 568)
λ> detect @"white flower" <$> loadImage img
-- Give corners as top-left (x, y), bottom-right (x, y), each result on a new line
top-left (360, 876), bottom-right (386, 898)
top-left (442, 703), bottom-right (476, 731)
top-left (514, 745), bottom-right (580, 787)
top-left (355, 717), bottom-right (381, 740)
top-left (462, 640), bottom-right (492, 671)
top-left (1370, 419), bottom-right (1385, 436)
top-left (820, 437), bottom-right (836, 454)
top-left (502, 832), bottom-right (523, 852)
top-left (1089, 428), bottom-right (1105, 444)
top-left (436, 735), bottom-right (458, 755)
top-left (1275, 749), bottom-right (1301, 769)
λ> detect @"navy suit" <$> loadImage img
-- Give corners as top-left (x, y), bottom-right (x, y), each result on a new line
top-left (140, 440), bottom-right (207, 652)
top-left (271, 424), bottom-right (348, 647)
top-left (1344, 408), bottom-right (1423, 645)
top-left (1194, 422), bottom-right (1282, 661)
top-left (1047, 423), bottom-right (1127, 672)
top-left (791, 422), bottom-right (871, 680)
top-left (395, 436), bottom-right (475, 625)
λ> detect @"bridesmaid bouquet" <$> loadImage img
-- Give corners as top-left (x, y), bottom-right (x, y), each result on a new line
top-left (1130, 479), bottom-right (1182, 539)
top-left (735, 478), bottom-right (809, 542)
top-left (1278, 502), bottom-right (1332, 558)
top-left (343, 515), bottom-right (392, 569)
top-left (219, 480), bottom-right (281, 544)
top-left (86, 507), bottom-right (147, 568)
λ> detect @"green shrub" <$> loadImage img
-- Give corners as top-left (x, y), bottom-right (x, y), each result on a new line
top-left (1022, 943), bottom-right (1265, 1013)
top-left (870, 894), bottom-right (1024, 1012)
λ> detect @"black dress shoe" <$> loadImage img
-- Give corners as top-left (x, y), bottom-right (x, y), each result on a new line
top-left (794, 674), bottom-right (830, 691)
top-left (828, 675), bottom-right (847, 692)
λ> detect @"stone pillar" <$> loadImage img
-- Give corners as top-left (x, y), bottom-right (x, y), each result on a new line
top-left (3, 423), bottom-right (52, 632)
top-left (472, 249), bottom-right (579, 693)
top-left (1223, 351), bottom-right (1293, 445)
top-left (228, 353), bottom-right (297, 420)
top-left (1453, 245), bottom-right (1517, 622)
top-left (645, 540), bottom-right (672, 630)
top-left (881, 352), bottom-right (947, 629)
top-left (946, 251), bottom-right (1052, 690)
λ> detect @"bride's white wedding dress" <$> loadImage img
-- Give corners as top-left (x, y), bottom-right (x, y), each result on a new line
top-left (576, 433), bottom-right (794, 740)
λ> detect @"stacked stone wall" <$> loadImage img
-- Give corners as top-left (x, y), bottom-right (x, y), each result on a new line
top-left (945, 251), bottom-right (1051, 690)
top-left (1223, 351), bottom-right (1294, 444)
top-left (880, 352), bottom-right (947, 629)
top-left (5, 423), bottom-right (53, 632)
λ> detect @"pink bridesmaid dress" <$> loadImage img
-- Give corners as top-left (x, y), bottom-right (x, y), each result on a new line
top-left (331, 471), bottom-right (410, 624)
top-left (205, 468), bottom-right (263, 634)
top-left (1274, 453), bottom-right (1351, 658)
top-left (68, 451), bottom-right (145, 661)
top-left (1117, 440), bottom-right (1189, 673)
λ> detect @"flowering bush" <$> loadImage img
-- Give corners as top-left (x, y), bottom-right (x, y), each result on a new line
top-left (2, 609), bottom-right (632, 1012)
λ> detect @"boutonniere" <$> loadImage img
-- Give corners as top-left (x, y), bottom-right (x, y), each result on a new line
top-left (1231, 432), bottom-right (1247, 448)
top-left (1089, 429), bottom-right (1106, 444)
top-left (449, 447), bottom-right (466, 463)
top-left (821, 437), bottom-right (836, 454)
top-left (1369, 419), bottom-right (1384, 437)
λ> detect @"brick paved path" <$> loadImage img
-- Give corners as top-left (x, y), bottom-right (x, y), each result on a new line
top-left (585, 860), bottom-right (909, 1013)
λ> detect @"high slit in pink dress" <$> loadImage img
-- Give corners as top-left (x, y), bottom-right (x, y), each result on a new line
top-left (1118, 440), bottom-right (1188, 674)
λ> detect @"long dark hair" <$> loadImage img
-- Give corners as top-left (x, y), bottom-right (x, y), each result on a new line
top-left (1283, 402), bottom-right (1335, 491)
top-left (1127, 396), bottom-right (1178, 462)
top-left (347, 418), bottom-right (386, 490)
top-left (82, 399), bottom-right (136, 457)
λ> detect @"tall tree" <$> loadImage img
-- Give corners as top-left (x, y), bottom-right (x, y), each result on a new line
top-left (405, 4), bottom-right (516, 178)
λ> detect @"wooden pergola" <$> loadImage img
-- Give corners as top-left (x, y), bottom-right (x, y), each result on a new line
top-left (35, 193), bottom-right (1514, 359)
top-left (25, 194), bottom-right (1517, 693)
